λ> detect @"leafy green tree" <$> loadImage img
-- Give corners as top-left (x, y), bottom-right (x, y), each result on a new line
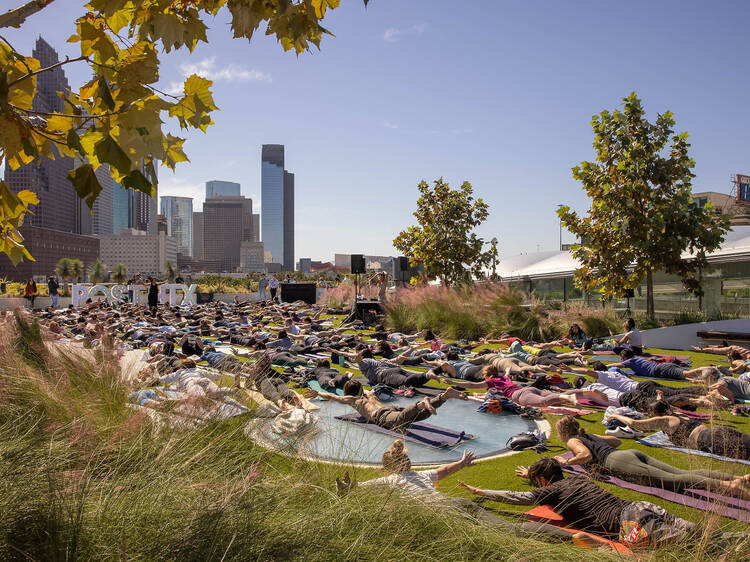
top-left (558, 93), bottom-right (730, 319)
top-left (0, 0), bottom-right (372, 262)
top-left (393, 178), bottom-right (492, 286)
top-left (111, 263), bottom-right (128, 284)
top-left (55, 256), bottom-right (73, 294)
top-left (70, 259), bottom-right (84, 283)
top-left (164, 260), bottom-right (178, 282)
top-left (87, 258), bottom-right (107, 283)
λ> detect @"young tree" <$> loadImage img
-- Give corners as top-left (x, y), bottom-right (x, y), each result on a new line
top-left (164, 260), bottom-right (178, 282)
top-left (558, 93), bottom-right (730, 319)
top-left (393, 178), bottom-right (492, 286)
top-left (111, 263), bottom-right (128, 284)
top-left (0, 0), bottom-right (372, 262)
top-left (70, 258), bottom-right (83, 283)
top-left (87, 259), bottom-right (107, 283)
top-left (55, 256), bottom-right (72, 294)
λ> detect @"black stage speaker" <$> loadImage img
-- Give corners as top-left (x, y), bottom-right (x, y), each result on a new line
top-left (351, 254), bottom-right (366, 274)
top-left (623, 289), bottom-right (635, 298)
top-left (196, 292), bottom-right (214, 304)
top-left (398, 256), bottom-right (409, 271)
top-left (281, 283), bottom-right (317, 304)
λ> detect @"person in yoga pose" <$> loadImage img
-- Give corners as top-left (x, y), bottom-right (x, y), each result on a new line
top-left (442, 365), bottom-right (609, 407)
top-left (608, 400), bottom-right (750, 460)
top-left (707, 372), bottom-right (750, 402)
top-left (423, 351), bottom-right (486, 382)
top-left (610, 349), bottom-right (722, 381)
top-left (611, 318), bottom-right (642, 355)
top-left (692, 341), bottom-right (750, 359)
top-left (337, 347), bottom-right (443, 389)
top-left (312, 359), bottom-right (351, 390)
top-left (554, 416), bottom-right (750, 498)
top-left (568, 363), bottom-right (725, 410)
top-left (458, 457), bottom-right (748, 550)
top-left (305, 380), bottom-right (467, 431)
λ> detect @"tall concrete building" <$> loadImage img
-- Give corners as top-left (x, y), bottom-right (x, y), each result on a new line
top-left (252, 213), bottom-right (260, 242)
top-left (92, 165), bottom-right (115, 235)
top-left (4, 38), bottom-right (77, 233)
top-left (206, 180), bottom-right (241, 198)
top-left (261, 144), bottom-right (295, 270)
top-left (160, 196), bottom-right (193, 257)
top-left (283, 171), bottom-right (295, 271)
top-left (203, 196), bottom-right (253, 271)
top-left (240, 241), bottom-right (265, 273)
top-left (134, 189), bottom-right (158, 235)
top-left (192, 212), bottom-right (204, 260)
top-left (98, 228), bottom-right (176, 277)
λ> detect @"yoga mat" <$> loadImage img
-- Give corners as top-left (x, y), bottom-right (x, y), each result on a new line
top-left (523, 506), bottom-right (632, 554)
top-left (637, 431), bottom-right (750, 466)
top-left (307, 380), bottom-right (344, 396)
top-left (559, 454), bottom-right (750, 522)
top-left (335, 413), bottom-right (475, 449)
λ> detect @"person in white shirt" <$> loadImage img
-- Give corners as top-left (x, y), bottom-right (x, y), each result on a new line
top-left (268, 276), bottom-right (280, 302)
top-left (612, 318), bottom-right (643, 355)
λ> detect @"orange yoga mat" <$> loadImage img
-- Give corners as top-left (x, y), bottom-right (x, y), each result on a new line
top-left (524, 505), bottom-right (633, 555)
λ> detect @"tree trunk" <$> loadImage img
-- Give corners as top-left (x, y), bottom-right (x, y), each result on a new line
top-left (646, 269), bottom-right (655, 320)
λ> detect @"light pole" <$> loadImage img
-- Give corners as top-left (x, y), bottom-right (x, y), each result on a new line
top-left (556, 204), bottom-right (563, 251)
top-left (490, 237), bottom-right (498, 280)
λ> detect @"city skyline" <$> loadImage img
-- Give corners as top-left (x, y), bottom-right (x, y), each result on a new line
top-left (2, 2), bottom-right (749, 263)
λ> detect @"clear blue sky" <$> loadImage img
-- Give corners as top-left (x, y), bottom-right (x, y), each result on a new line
top-left (5, 0), bottom-right (749, 262)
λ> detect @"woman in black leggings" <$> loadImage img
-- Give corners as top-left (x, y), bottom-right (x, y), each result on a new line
top-left (555, 416), bottom-right (750, 498)
top-left (609, 400), bottom-right (750, 460)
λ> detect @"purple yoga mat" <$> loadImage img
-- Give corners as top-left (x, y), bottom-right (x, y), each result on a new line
top-left (559, 453), bottom-right (750, 522)
top-left (335, 413), bottom-right (475, 449)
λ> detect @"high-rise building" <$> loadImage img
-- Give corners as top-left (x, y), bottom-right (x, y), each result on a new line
top-left (203, 196), bottom-right (253, 271)
top-left (252, 213), bottom-right (260, 242)
top-left (134, 189), bottom-right (158, 234)
top-left (92, 164), bottom-right (115, 235)
top-left (261, 144), bottom-right (294, 268)
top-left (206, 180), bottom-right (241, 198)
top-left (193, 212), bottom-right (204, 260)
top-left (4, 38), bottom-right (77, 233)
top-left (160, 196), bottom-right (193, 257)
top-left (98, 228), bottom-right (176, 277)
top-left (298, 258), bottom-right (312, 273)
top-left (113, 182), bottom-right (133, 234)
top-left (240, 241), bottom-right (265, 273)
top-left (283, 171), bottom-right (295, 271)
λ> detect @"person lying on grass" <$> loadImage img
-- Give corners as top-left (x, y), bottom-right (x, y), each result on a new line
top-left (692, 341), bottom-right (750, 359)
top-left (554, 415), bottom-right (750, 498)
top-left (440, 365), bottom-right (610, 408)
top-left (608, 399), bottom-right (750, 460)
top-left (608, 349), bottom-right (722, 381)
top-left (304, 380), bottom-right (467, 431)
top-left (354, 440), bottom-right (582, 541)
top-left (458, 457), bottom-right (749, 550)
top-left (568, 363), bottom-right (728, 411)
top-left (334, 347), bottom-right (444, 389)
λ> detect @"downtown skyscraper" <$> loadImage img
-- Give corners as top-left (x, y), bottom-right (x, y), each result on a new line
top-left (160, 196), bottom-right (194, 257)
top-left (261, 145), bottom-right (294, 270)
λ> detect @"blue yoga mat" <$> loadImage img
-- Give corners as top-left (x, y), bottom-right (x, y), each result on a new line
top-left (307, 380), bottom-right (345, 396)
top-left (335, 413), bottom-right (475, 449)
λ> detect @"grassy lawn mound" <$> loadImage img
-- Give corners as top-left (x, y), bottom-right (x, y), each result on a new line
top-left (0, 313), bottom-right (748, 560)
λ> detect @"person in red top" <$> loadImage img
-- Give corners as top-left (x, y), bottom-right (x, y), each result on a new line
top-left (445, 365), bottom-right (608, 407)
top-left (23, 278), bottom-right (38, 309)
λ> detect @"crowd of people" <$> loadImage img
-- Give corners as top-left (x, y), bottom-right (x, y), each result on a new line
top-left (9, 286), bottom-right (750, 552)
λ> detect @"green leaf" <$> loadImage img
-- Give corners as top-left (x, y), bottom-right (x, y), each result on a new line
top-left (67, 128), bottom-right (85, 154)
top-left (68, 164), bottom-right (103, 210)
top-left (120, 169), bottom-right (154, 196)
top-left (98, 76), bottom-right (115, 110)
top-left (93, 134), bottom-right (131, 175)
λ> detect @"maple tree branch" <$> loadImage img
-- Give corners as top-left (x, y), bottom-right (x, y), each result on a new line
top-left (0, 0), bottom-right (56, 29)
top-left (7, 55), bottom-right (88, 87)
top-left (8, 103), bottom-right (130, 119)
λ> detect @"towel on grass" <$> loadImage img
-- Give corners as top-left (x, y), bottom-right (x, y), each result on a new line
top-left (334, 413), bottom-right (474, 449)
top-left (637, 431), bottom-right (750, 466)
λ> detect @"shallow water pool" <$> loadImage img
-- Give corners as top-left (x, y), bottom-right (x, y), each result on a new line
top-left (287, 396), bottom-right (538, 465)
